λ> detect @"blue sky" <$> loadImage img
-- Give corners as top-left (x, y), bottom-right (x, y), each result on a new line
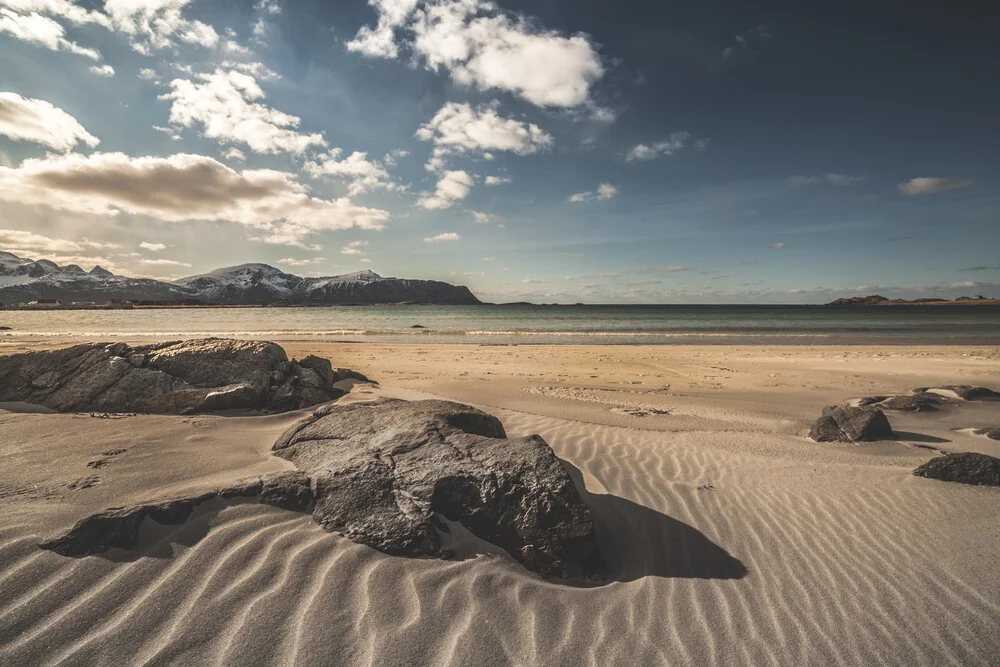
top-left (0, 0), bottom-right (997, 303)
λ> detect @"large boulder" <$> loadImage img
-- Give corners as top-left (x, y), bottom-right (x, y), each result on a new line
top-left (0, 339), bottom-right (368, 413)
top-left (272, 398), bottom-right (606, 580)
top-left (810, 405), bottom-right (893, 442)
top-left (974, 427), bottom-right (1000, 441)
top-left (912, 453), bottom-right (1000, 487)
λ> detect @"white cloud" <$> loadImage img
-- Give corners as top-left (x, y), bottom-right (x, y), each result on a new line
top-left (383, 148), bottom-right (409, 167)
top-left (138, 67), bottom-right (159, 80)
top-left (481, 256), bottom-right (495, 261)
top-left (140, 241), bottom-right (166, 251)
top-left (898, 177), bottom-right (973, 196)
top-left (220, 59), bottom-right (281, 80)
top-left (349, 0), bottom-right (603, 108)
top-left (0, 228), bottom-right (91, 255)
top-left (161, 69), bottom-right (326, 155)
top-left (418, 169), bottom-right (472, 209)
top-left (484, 175), bottom-right (510, 185)
top-left (569, 182), bottom-right (616, 202)
top-left (625, 131), bottom-right (700, 162)
top-left (304, 150), bottom-right (395, 195)
top-left (415, 101), bottom-right (551, 171)
top-left (471, 211), bottom-right (489, 223)
top-left (104, 0), bottom-right (219, 54)
top-left (255, 0), bottom-right (282, 14)
top-left (222, 147), bottom-right (246, 161)
top-left (278, 257), bottom-right (325, 267)
top-left (424, 232), bottom-right (460, 243)
top-left (140, 257), bottom-right (191, 267)
top-left (0, 152), bottom-right (389, 246)
top-left (340, 240), bottom-right (369, 255)
top-left (0, 92), bottom-right (100, 151)
top-left (0, 7), bottom-right (101, 59)
top-left (772, 242), bottom-right (788, 249)
top-left (152, 124), bottom-right (183, 140)
top-left (89, 64), bottom-right (115, 77)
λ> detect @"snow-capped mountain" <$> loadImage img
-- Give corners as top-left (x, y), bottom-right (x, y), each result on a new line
top-left (0, 252), bottom-right (481, 305)
top-left (174, 264), bottom-right (481, 305)
top-left (0, 251), bottom-right (192, 303)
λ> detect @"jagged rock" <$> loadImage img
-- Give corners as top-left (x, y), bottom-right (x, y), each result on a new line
top-left (925, 385), bottom-right (1000, 400)
top-left (974, 428), bottom-right (1000, 440)
top-left (39, 473), bottom-right (301, 557)
top-left (913, 453), bottom-right (1000, 486)
top-left (272, 398), bottom-right (606, 580)
top-left (0, 339), bottom-right (362, 413)
top-left (810, 405), bottom-right (893, 442)
top-left (876, 393), bottom-right (943, 412)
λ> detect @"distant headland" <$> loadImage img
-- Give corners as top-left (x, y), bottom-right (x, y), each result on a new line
top-left (827, 294), bottom-right (1000, 306)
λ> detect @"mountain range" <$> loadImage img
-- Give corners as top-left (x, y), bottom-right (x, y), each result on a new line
top-left (0, 252), bottom-right (481, 306)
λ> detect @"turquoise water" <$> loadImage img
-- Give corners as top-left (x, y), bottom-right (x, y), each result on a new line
top-left (2, 304), bottom-right (999, 345)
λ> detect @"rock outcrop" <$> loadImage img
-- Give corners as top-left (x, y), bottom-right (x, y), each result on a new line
top-left (924, 385), bottom-right (1000, 400)
top-left (872, 393), bottom-right (943, 412)
top-left (0, 339), bottom-right (367, 413)
top-left (912, 453), bottom-right (1000, 487)
top-left (809, 405), bottom-right (894, 442)
top-left (38, 473), bottom-right (311, 556)
top-left (973, 427), bottom-right (1000, 441)
top-left (38, 397), bottom-right (607, 581)
top-left (271, 398), bottom-right (606, 580)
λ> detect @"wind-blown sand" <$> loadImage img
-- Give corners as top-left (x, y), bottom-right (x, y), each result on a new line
top-left (1, 343), bottom-right (999, 665)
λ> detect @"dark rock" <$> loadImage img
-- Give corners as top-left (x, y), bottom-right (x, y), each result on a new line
top-left (0, 339), bottom-right (358, 414)
top-left (974, 427), bottom-right (1000, 441)
top-left (411, 325), bottom-right (426, 328)
top-left (856, 396), bottom-right (888, 406)
top-left (927, 385), bottom-right (1000, 400)
top-left (810, 405), bottom-right (894, 442)
top-left (260, 471), bottom-right (312, 512)
top-left (876, 393), bottom-right (943, 412)
top-left (272, 398), bottom-right (606, 580)
top-left (0, 326), bottom-right (11, 331)
top-left (912, 453), bottom-right (1000, 486)
top-left (39, 475), bottom-right (308, 556)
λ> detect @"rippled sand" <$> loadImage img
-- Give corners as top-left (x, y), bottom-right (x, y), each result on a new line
top-left (1, 344), bottom-right (999, 665)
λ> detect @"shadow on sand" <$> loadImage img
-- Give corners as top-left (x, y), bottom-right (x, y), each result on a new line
top-left (561, 460), bottom-right (748, 583)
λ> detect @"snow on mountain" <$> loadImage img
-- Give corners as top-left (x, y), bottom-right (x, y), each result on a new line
top-left (0, 252), bottom-right (481, 305)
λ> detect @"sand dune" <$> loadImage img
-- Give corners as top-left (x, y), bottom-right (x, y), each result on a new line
top-left (1, 344), bottom-right (999, 665)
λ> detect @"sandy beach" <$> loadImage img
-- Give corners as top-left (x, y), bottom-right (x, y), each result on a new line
top-left (1, 342), bottom-right (999, 665)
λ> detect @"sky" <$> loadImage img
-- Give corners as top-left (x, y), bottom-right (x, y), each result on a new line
top-left (0, 0), bottom-right (997, 304)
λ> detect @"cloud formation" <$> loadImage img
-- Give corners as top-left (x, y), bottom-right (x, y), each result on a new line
top-left (139, 241), bottom-right (166, 251)
top-left (625, 131), bottom-right (706, 162)
top-left (0, 6), bottom-right (101, 59)
top-left (569, 182), bottom-right (616, 202)
top-left (304, 150), bottom-right (395, 195)
top-left (0, 92), bottom-right (100, 151)
top-left (348, 0), bottom-right (603, 108)
top-left (0, 152), bottom-right (388, 245)
top-left (416, 101), bottom-right (551, 171)
top-left (418, 169), bottom-right (473, 209)
top-left (424, 232), bottom-right (460, 243)
top-left (162, 69), bottom-right (326, 155)
top-left (897, 177), bottom-right (973, 196)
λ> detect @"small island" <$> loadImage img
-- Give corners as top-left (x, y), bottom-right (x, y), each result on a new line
top-left (827, 294), bottom-right (1000, 306)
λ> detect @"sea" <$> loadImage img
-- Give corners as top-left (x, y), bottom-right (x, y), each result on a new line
top-left (2, 304), bottom-right (999, 345)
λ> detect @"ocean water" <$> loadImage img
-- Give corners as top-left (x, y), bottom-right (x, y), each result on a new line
top-left (2, 304), bottom-right (999, 345)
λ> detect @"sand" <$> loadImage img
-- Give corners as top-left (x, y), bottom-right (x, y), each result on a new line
top-left (1, 343), bottom-right (999, 666)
